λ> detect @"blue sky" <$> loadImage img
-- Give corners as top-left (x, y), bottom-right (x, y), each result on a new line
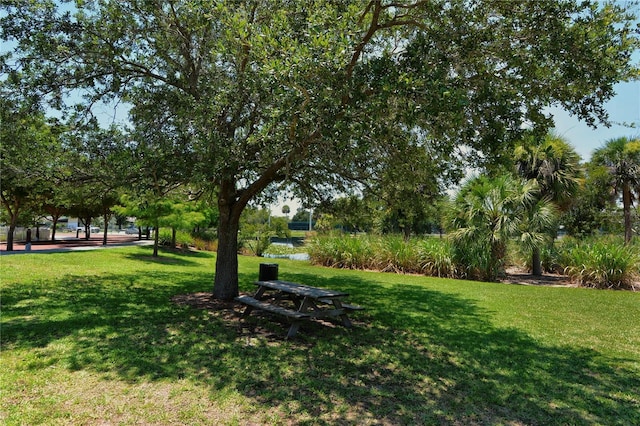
top-left (550, 78), bottom-right (640, 162)
top-left (550, 0), bottom-right (640, 161)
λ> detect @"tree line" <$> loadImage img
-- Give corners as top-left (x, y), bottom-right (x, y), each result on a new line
top-left (3, 95), bottom-right (639, 281)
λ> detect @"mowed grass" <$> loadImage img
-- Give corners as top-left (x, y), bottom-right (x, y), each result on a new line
top-left (1, 246), bottom-right (639, 425)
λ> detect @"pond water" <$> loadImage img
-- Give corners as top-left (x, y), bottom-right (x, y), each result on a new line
top-left (262, 252), bottom-right (310, 261)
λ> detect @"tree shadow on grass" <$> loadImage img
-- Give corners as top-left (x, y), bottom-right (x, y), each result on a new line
top-left (3, 269), bottom-right (639, 425)
top-left (122, 246), bottom-right (213, 266)
top-left (265, 272), bottom-right (640, 424)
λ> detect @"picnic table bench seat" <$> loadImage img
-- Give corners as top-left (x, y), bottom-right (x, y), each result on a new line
top-left (317, 298), bottom-right (364, 311)
top-left (236, 280), bottom-right (361, 338)
top-left (235, 295), bottom-right (311, 320)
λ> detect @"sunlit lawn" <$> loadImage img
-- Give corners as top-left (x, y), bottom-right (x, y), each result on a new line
top-left (1, 246), bottom-right (639, 425)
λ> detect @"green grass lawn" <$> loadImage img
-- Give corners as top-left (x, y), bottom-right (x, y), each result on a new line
top-left (2, 246), bottom-right (639, 425)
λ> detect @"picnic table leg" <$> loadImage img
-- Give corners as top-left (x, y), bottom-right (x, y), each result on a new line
top-left (252, 286), bottom-right (267, 300)
top-left (331, 300), bottom-right (352, 328)
top-left (241, 285), bottom-right (264, 320)
top-left (240, 305), bottom-right (254, 319)
top-left (285, 297), bottom-right (314, 339)
top-left (286, 321), bottom-right (302, 339)
top-left (297, 297), bottom-right (314, 314)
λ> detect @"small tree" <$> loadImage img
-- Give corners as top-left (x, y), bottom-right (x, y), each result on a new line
top-left (160, 200), bottom-right (206, 249)
top-left (591, 137), bottom-right (640, 244)
top-left (39, 187), bottom-right (71, 242)
top-left (270, 216), bottom-right (291, 239)
top-left (563, 163), bottom-right (612, 237)
top-left (240, 207), bottom-right (272, 257)
top-left (448, 175), bottom-right (554, 282)
top-left (0, 95), bottom-right (62, 250)
top-left (513, 133), bottom-right (581, 274)
top-left (115, 194), bottom-right (174, 256)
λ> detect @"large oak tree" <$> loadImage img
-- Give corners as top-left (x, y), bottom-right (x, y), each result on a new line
top-left (2, 0), bottom-right (638, 299)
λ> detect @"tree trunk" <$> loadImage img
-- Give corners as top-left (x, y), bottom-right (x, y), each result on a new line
top-left (211, 154), bottom-right (290, 299)
top-left (214, 204), bottom-right (242, 300)
top-left (532, 247), bottom-right (542, 276)
top-left (6, 224), bottom-right (16, 251)
top-left (51, 218), bottom-right (58, 241)
top-left (153, 221), bottom-right (159, 257)
top-left (213, 180), bottom-right (245, 301)
top-left (488, 240), bottom-right (506, 282)
top-left (623, 183), bottom-right (632, 244)
top-left (83, 221), bottom-right (90, 240)
top-left (102, 213), bottom-right (110, 246)
top-left (403, 224), bottom-right (411, 241)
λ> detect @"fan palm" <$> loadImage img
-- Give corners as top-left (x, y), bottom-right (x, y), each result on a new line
top-left (591, 136), bottom-right (640, 244)
top-left (514, 133), bottom-right (581, 274)
top-left (448, 175), bottom-right (554, 282)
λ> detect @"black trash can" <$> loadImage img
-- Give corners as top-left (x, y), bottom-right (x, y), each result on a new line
top-left (259, 263), bottom-right (279, 281)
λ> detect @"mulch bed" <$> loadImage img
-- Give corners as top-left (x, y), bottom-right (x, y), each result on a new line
top-left (172, 292), bottom-right (240, 320)
top-left (170, 270), bottom-right (578, 317)
top-left (502, 268), bottom-right (578, 287)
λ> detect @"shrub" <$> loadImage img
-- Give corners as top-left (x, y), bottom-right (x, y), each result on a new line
top-left (307, 233), bottom-right (371, 269)
top-left (561, 237), bottom-right (639, 289)
top-left (192, 237), bottom-right (217, 251)
top-left (309, 233), bottom-right (640, 289)
top-left (378, 235), bottom-right (421, 273)
top-left (158, 229), bottom-right (194, 249)
top-left (419, 238), bottom-right (458, 278)
top-left (308, 233), bottom-right (457, 278)
top-left (508, 240), bottom-right (563, 274)
top-left (192, 228), bottom-right (217, 242)
top-left (450, 238), bottom-right (494, 281)
top-left (243, 232), bottom-right (271, 257)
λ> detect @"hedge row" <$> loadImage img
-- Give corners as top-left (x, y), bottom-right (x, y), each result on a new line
top-left (307, 234), bottom-right (639, 290)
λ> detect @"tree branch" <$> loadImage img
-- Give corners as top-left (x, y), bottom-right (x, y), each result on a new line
top-left (346, 0), bottom-right (382, 80)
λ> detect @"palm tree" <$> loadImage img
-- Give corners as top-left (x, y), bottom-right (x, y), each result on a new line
top-left (448, 175), bottom-right (555, 282)
top-left (514, 133), bottom-right (582, 209)
top-left (514, 133), bottom-right (582, 274)
top-left (591, 136), bottom-right (640, 244)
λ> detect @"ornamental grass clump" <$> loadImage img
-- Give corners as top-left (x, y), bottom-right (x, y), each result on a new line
top-left (308, 234), bottom-right (458, 278)
top-left (563, 239), bottom-right (639, 290)
top-left (306, 234), bottom-right (339, 267)
top-left (417, 238), bottom-right (457, 278)
top-left (158, 229), bottom-right (194, 249)
top-left (307, 233), bottom-right (374, 269)
top-left (378, 236), bottom-right (422, 274)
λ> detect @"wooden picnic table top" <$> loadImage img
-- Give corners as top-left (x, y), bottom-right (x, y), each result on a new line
top-left (254, 280), bottom-right (348, 299)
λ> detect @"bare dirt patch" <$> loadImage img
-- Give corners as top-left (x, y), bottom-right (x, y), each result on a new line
top-left (171, 292), bottom-right (364, 342)
top-left (502, 267), bottom-right (639, 290)
top-left (172, 292), bottom-right (239, 320)
top-left (171, 271), bottom-right (579, 318)
top-left (502, 267), bottom-right (578, 287)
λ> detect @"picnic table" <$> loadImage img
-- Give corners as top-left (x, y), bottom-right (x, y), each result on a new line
top-left (236, 280), bottom-right (362, 338)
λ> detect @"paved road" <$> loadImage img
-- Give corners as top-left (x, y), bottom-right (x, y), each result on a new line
top-left (1, 233), bottom-right (154, 255)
